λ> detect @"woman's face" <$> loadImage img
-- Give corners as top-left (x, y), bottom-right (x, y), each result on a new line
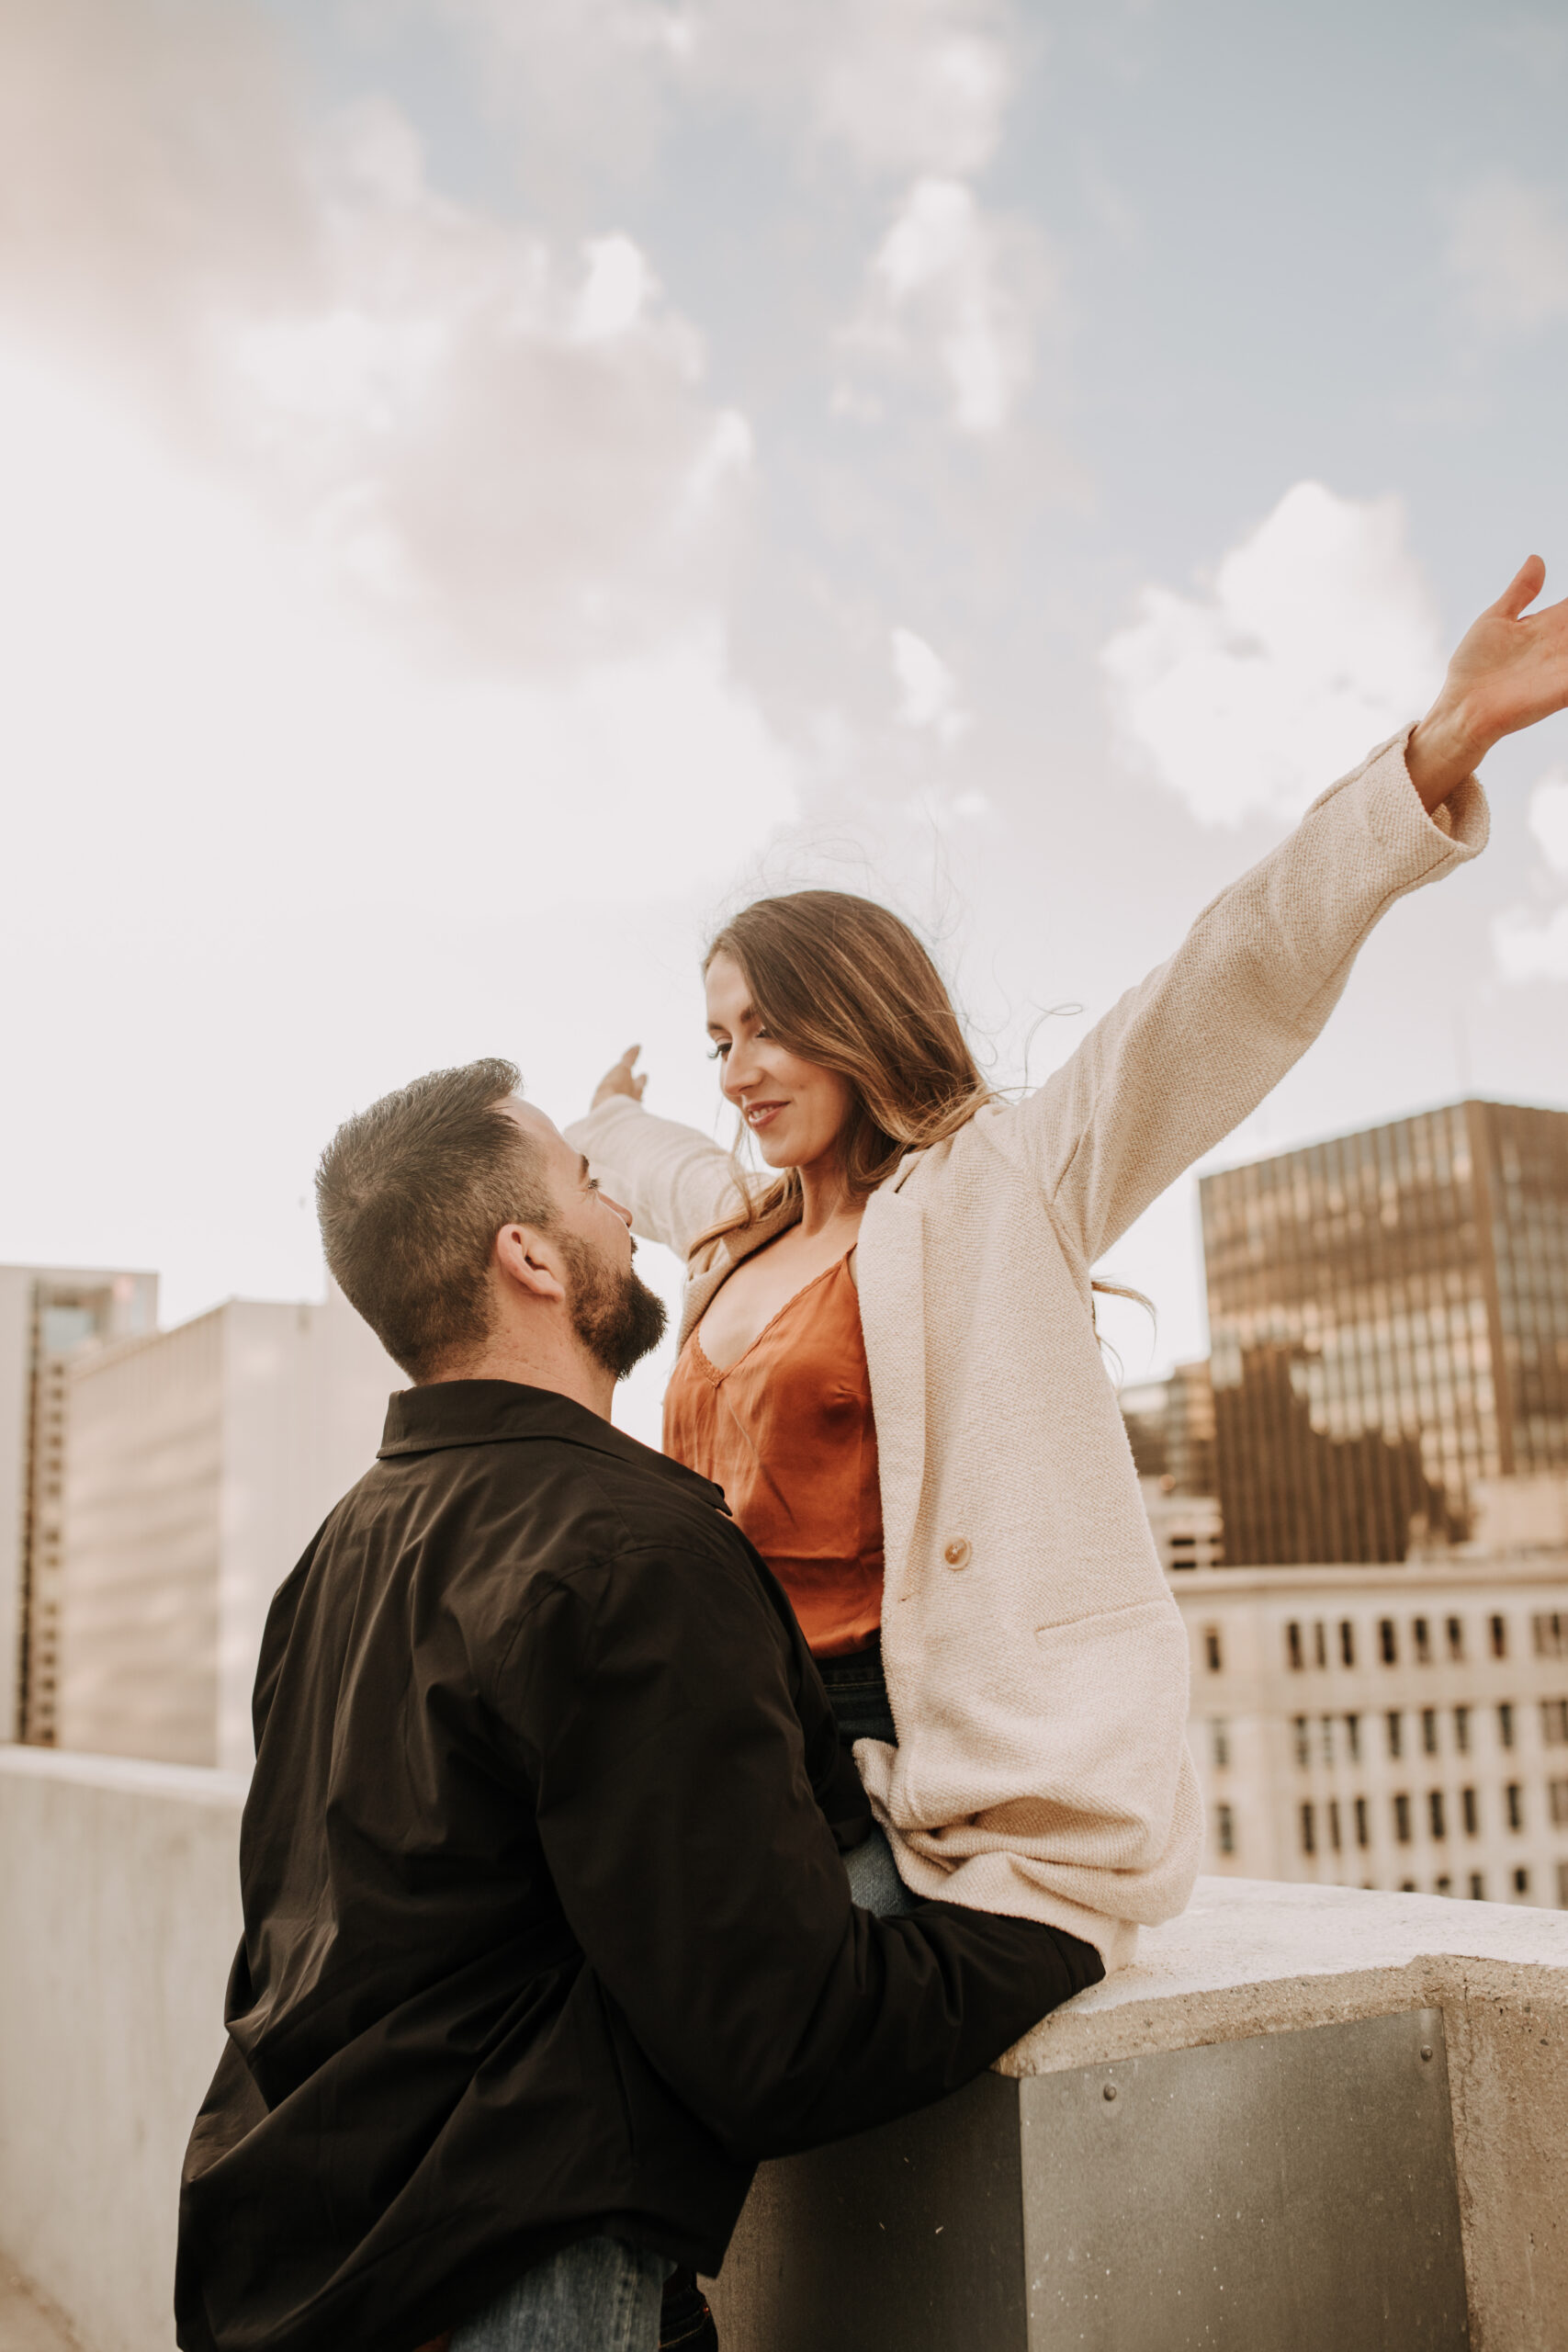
top-left (705, 950), bottom-right (854, 1177)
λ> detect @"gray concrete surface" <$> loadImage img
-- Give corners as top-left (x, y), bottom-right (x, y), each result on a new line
top-left (4, 1749), bottom-right (1565, 2352)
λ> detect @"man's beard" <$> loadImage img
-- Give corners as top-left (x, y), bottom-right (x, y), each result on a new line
top-left (558, 1232), bottom-right (668, 1382)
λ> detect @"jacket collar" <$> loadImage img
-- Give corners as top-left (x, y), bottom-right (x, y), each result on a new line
top-left (377, 1378), bottom-right (728, 1509)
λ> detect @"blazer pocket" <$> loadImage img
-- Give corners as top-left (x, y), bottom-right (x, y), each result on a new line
top-left (1029, 1600), bottom-right (1190, 1861)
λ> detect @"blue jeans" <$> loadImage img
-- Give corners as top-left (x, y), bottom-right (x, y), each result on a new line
top-left (451, 2237), bottom-right (673, 2352)
top-left (818, 1638), bottom-right (918, 1919)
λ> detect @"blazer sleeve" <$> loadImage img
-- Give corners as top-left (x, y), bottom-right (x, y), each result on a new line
top-left (564, 1097), bottom-right (746, 1262)
top-left (1005, 730), bottom-right (1489, 1269)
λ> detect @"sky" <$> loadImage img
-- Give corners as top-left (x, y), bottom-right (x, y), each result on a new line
top-left (3, 0), bottom-right (1566, 1444)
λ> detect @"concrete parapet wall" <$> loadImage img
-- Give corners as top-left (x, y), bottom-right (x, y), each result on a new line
top-left (0, 1746), bottom-right (245, 2352)
top-left (1, 1748), bottom-right (1564, 2351)
top-left (998, 1878), bottom-right (1568, 2352)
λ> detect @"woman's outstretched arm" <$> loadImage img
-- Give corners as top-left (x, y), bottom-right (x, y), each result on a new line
top-left (565, 1048), bottom-right (745, 1261)
top-left (1010, 555), bottom-right (1568, 1271)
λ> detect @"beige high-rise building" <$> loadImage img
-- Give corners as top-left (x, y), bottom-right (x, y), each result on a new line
top-left (1173, 1554), bottom-right (1568, 1908)
top-left (1, 1264), bottom-right (159, 1745)
top-left (57, 1287), bottom-right (401, 1770)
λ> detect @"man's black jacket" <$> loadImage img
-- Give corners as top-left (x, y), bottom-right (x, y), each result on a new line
top-left (175, 1382), bottom-right (1101, 2352)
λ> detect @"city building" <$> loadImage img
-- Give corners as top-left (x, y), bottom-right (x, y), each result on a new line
top-left (1, 1264), bottom-right (159, 1746)
top-left (1121, 1359), bottom-right (1224, 1570)
top-left (1120, 1357), bottom-right (1217, 1499)
top-left (56, 1287), bottom-right (400, 1770)
top-left (1200, 1099), bottom-right (1568, 1566)
top-left (1172, 1555), bottom-right (1568, 1907)
top-left (1138, 1479), bottom-right (1224, 1575)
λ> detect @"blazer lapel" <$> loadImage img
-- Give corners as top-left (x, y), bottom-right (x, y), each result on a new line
top-left (857, 1159), bottom-right (928, 1576)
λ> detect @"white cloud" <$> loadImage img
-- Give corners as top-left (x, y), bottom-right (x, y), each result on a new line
top-left (1526, 767), bottom-right (1568, 875)
top-left (1446, 174), bottom-right (1568, 334)
top-left (845, 175), bottom-right (1044, 433)
top-left (1100, 481), bottom-right (1446, 828)
top-left (1493, 905), bottom-right (1568, 982)
top-left (806, 0), bottom-right (1013, 177)
top-left (1491, 767), bottom-right (1568, 982)
top-left (0, 346), bottom-right (796, 925)
top-left (209, 98), bottom-right (755, 670)
top-left (890, 625), bottom-right (970, 741)
top-left (439, 0), bottom-right (1018, 181)
top-left (0, 1), bottom-right (761, 677)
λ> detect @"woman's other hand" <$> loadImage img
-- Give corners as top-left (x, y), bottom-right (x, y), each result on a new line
top-left (591, 1046), bottom-right (648, 1112)
top-left (1406, 555), bottom-right (1568, 813)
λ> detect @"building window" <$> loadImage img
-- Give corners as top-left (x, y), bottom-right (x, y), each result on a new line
top-left (1506, 1782), bottom-right (1524, 1831)
top-left (1301, 1803), bottom-right (1316, 1856)
top-left (1287, 1621), bottom-right (1304, 1671)
top-left (1400, 1879), bottom-right (1416, 1894)
top-left (1381, 1618), bottom-right (1398, 1665)
top-left (1293, 1716), bottom-right (1311, 1768)
top-left (1470, 1872), bottom-right (1485, 1901)
top-left (1513, 1866), bottom-right (1530, 1898)
top-left (1414, 1618), bottom-right (1431, 1665)
top-left (1393, 1793), bottom-right (1412, 1844)
top-left (1491, 1615), bottom-right (1507, 1660)
top-left (1354, 1795), bottom-right (1370, 1849)
top-left (1435, 1874), bottom-right (1451, 1896)
top-left (1339, 1620), bottom-right (1356, 1668)
top-left (1428, 1791), bottom-right (1447, 1840)
top-left (1320, 1715), bottom-right (1336, 1766)
top-left (1211, 1719), bottom-right (1231, 1770)
top-left (1204, 1625), bottom-right (1223, 1673)
top-left (1533, 1613), bottom-right (1565, 1658)
top-left (1462, 1786), bottom-right (1479, 1837)
top-left (1498, 1702), bottom-right (1516, 1750)
top-left (1542, 1698), bottom-right (1568, 1747)
top-left (1314, 1621), bottom-right (1327, 1668)
top-left (1346, 1713), bottom-right (1361, 1762)
top-left (1446, 1616), bottom-right (1464, 1662)
top-left (1216, 1804), bottom-right (1235, 1857)
top-left (1386, 1711), bottom-right (1404, 1760)
top-left (1558, 1860), bottom-right (1568, 1911)
top-left (1454, 1705), bottom-right (1471, 1755)
top-left (1550, 1779), bottom-right (1568, 1828)
top-left (1422, 1708), bottom-right (1438, 1756)
top-left (1328, 1798), bottom-right (1342, 1853)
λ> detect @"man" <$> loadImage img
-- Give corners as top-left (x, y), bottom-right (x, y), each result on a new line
top-left (175, 1058), bottom-right (1101, 2352)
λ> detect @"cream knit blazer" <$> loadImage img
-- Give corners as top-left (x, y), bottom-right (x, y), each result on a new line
top-left (566, 735), bottom-right (1488, 1968)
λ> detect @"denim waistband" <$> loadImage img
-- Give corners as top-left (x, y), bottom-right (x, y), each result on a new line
top-left (815, 1633), bottom-right (884, 1688)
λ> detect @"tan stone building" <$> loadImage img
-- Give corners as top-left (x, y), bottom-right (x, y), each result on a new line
top-left (1174, 1554), bottom-right (1568, 1908)
top-left (1, 1264), bottom-right (159, 1746)
top-left (57, 1288), bottom-right (400, 1770)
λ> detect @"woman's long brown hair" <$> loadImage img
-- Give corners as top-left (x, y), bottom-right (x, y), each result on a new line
top-left (693, 888), bottom-right (1149, 1329)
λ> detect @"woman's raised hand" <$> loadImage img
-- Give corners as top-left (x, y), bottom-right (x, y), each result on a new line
top-left (591, 1045), bottom-right (648, 1112)
top-left (1407, 555), bottom-right (1568, 812)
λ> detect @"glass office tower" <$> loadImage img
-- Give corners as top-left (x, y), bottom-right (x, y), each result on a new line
top-left (1200, 1101), bottom-right (1568, 1566)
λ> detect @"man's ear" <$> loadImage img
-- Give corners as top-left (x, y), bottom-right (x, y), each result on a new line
top-left (494, 1224), bottom-right (566, 1304)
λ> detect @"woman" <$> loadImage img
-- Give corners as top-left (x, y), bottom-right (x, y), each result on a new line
top-left (567, 556), bottom-right (1565, 1967)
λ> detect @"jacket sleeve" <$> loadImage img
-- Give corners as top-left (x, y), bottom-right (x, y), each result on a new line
top-left (563, 1097), bottom-right (746, 1262)
top-left (501, 1532), bottom-right (1101, 2160)
top-left (1006, 731), bottom-right (1488, 1269)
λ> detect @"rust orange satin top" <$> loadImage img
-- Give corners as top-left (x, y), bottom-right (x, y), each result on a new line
top-left (662, 1254), bottom-right (885, 1658)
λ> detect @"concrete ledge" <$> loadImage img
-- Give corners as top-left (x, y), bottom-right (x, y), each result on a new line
top-left (1000, 1873), bottom-right (1568, 2071)
top-left (4, 1749), bottom-right (1565, 2352)
top-left (709, 1881), bottom-right (1568, 2352)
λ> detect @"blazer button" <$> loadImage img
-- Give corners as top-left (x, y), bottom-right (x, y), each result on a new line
top-left (942, 1537), bottom-right (972, 1570)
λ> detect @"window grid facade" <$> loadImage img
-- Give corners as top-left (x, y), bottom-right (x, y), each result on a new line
top-left (1200, 1101), bottom-right (1568, 1566)
top-left (1176, 1561), bottom-right (1568, 1908)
